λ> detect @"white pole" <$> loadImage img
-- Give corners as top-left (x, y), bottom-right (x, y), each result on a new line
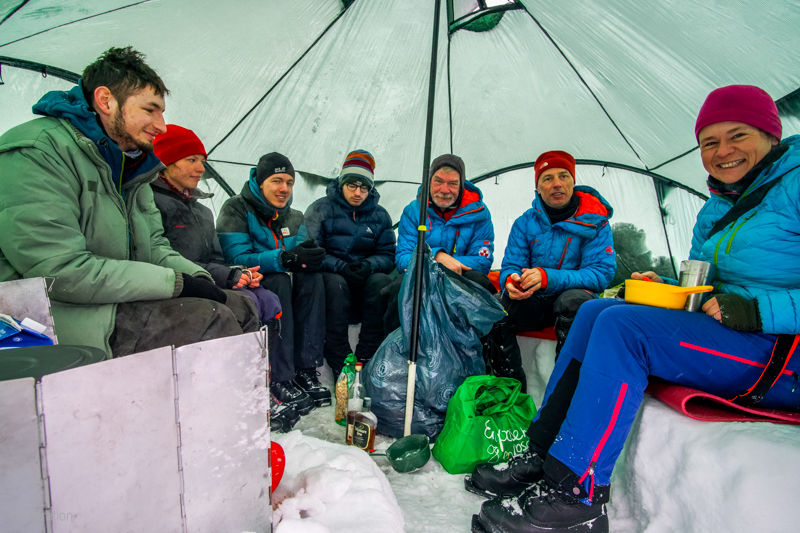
top-left (403, 361), bottom-right (417, 436)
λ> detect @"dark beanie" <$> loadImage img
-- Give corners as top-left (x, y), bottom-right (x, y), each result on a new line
top-left (428, 154), bottom-right (466, 208)
top-left (256, 152), bottom-right (295, 185)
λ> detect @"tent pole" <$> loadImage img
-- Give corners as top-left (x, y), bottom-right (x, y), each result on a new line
top-left (404, 0), bottom-right (442, 437)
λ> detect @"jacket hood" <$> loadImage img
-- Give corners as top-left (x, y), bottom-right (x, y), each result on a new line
top-left (413, 180), bottom-right (489, 225)
top-left (32, 81), bottom-right (163, 187)
top-left (243, 166), bottom-right (294, 219)
top-left (425, 153), bottom-right (466, 208)
top-left (532, 185), bottom-right (613, 237)
top-left (326, 178), bottom-right (381, 213)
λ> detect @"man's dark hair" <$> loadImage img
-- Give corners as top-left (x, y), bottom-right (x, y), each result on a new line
top-left (82, 46), bottom-right (169, 108)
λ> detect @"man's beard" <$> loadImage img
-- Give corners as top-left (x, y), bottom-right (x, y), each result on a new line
top-left (110, 108), bottom-right (153, 153)
top-left (432, 194), bottom-right (455, 209)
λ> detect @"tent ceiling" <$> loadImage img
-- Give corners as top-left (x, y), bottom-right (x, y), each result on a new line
top-left (1, 0), bottom-right (799, 198)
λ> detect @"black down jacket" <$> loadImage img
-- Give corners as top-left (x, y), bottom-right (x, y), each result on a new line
top-left (151, 179), bottom-right (239, 288)
top-left (300, 179), bottom-right (396, 274)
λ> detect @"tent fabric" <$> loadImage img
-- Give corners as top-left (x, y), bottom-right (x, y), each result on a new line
top-left (1, 0), bottom-right (799, 271)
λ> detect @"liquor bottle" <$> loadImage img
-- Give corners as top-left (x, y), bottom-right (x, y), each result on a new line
top-left (351, 397), bottom-right (377, 453)
top-left (345, 362), bottom-right (364, 445)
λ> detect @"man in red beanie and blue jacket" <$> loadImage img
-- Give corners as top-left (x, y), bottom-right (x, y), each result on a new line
top-left (489, 150), bottom-right (616, 389)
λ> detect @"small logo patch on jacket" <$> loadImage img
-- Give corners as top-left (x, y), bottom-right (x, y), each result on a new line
top-left (174, 225), bottom-right (187, 228)
top-left (479, 247), bottom-right (490, 257)
top-left (281, 227), bottom-right (290, 236)
top-left (606, 247), bottom-right (613, 254)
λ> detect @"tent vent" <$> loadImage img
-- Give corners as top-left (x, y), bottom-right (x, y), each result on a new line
top-left (448, 0), bottom-right (519, 33)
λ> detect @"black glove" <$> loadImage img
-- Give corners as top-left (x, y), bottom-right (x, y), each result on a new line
top-left (179, 273), bottom-right (227, 303)
top-left (281, 239), bottom-right (325, 272)
top-left (716, 294), bottom-right (762, 332)
top-left (340, 262), bottom-right (371, 286)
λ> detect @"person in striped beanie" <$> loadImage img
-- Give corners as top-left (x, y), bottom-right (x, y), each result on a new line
top-left (299, 149), bottom-right (396, 376)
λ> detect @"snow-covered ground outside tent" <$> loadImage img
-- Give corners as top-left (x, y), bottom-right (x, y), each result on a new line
top-left (272, 336), bottom-right (800, 533)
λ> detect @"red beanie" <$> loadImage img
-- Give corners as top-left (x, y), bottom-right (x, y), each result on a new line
top-left (153, 125), bottom-right (207, 166)
top-left (694, 85), bottom-right (781, 141)
top-left (534, 150), bottom-right (576, 185)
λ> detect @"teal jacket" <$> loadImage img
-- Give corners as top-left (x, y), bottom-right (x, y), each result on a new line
top-left (0, 84), bottom-right (207, 355)
top-left (216, 168), bottom-right (305, 272)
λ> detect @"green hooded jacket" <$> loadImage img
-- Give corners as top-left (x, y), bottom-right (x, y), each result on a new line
top-left (0, 84), bottom-right (207, 356)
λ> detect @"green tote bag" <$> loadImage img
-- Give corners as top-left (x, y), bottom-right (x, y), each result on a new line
top-left (432, 375), bottom-right (537, 474)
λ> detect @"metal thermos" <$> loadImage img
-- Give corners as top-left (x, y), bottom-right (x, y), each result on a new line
top-left (679, 260), bottom-right (716, 312)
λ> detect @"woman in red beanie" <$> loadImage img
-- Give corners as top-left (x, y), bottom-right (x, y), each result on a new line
top-left (152, 125), bottom-right (299, 433)
top-left (468, 85), bottom-right (800, 533)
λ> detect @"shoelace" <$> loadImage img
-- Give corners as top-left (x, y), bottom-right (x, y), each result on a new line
top-left (520, 480), bottom-right (575, 506)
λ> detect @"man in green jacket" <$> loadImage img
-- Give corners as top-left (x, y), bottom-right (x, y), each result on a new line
top-left (0, 46), bottom-right (256, 357)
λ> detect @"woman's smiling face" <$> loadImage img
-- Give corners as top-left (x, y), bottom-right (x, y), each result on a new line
top-left (698, 121), bottom-right (778, 184)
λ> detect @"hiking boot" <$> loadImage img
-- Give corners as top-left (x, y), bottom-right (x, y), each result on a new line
top-left (270, 393), bottom-right (300, 434)
top-left (466, 449), bottom-right (545, 499)
top-left (292, 369), bottom-right (332, 408)
top-left (554, 315), bottom-right (574, 360)
top-left (471, 479), bottom-right (608, 533)
top-left (271, 380), bottom-right (315, 416)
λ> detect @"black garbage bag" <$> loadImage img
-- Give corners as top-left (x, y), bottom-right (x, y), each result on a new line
top-left (364, 246), bottom-right (506, 440)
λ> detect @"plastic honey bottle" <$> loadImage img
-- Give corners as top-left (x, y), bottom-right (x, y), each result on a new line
top-left (351, 397), bottom-right (377, 453)
top-left (345, 362), bottom-right (364, 445)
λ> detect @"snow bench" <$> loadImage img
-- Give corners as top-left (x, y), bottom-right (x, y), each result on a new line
top-left (518, 336), bottom-right (800, 532)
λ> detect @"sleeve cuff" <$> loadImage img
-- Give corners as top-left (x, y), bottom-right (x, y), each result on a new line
top-left (536, 267), bottom-right (548, 290)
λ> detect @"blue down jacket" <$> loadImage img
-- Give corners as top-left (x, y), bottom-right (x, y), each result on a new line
top-left (299, 179), bottom-right (395, 274)
top-left (500, 186), bottom-right (615, 295)
top-left (396, 181), bottom-right (494, 274)
top-left (690, 135), bottom-right (800, 334)
top-left (216, 168), bottom-right (304, 273)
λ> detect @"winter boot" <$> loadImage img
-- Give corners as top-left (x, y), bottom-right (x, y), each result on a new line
top-left (292, 369), bottom-right (332, 407)
top-left (471, 479), bottom-right (608, 533)
top-left (270, 393), bottom-right (300, 434)
top-left (465, 449), bottom-right (545, 499)
top-left (271, 380), bottom-right (315, 416)
top-left (554, 315), bottom-right (574, 360)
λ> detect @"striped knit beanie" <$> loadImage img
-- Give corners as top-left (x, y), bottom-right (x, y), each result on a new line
top-left (339, 149), bottom-right (375, 191)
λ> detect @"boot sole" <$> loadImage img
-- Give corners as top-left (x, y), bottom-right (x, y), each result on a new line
top-left (295, 402), bottom-right (315, 416)
top-left (311, 396), bottom-right (331, 408)
top-left (471, 512), bottom-right (609, 533)
top-left (464, 476), bottom-right (499, 499)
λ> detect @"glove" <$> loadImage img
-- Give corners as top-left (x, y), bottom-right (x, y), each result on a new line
top-left (340, 262), bottom-right (371, 286)
top-left (281, 239), bottom-right (325, 272)
top-left (178, 273), bottom-right (227, 303)
top-left (716, 294), bottom-right (762, 332)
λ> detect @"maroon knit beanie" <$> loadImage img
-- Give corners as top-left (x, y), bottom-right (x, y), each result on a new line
top-left (153, 125), bottom-right (207, 166)
top-left (694, 85), bottom-right (782, 141)
top-left (534, 150), bottom-right (576, 185)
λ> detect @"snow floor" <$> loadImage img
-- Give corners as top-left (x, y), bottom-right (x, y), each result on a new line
top-left (272, 336), bottom-right (800, 533)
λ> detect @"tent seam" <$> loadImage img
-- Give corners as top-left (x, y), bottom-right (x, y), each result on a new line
top-left (0, 1), bottom-right (152, 49)
top-left (0, 0), bottom-right (29, 29)
top-left (519, 4), bottom-right (647, 170)
top-left (205, 4), bottom-right (352, 157)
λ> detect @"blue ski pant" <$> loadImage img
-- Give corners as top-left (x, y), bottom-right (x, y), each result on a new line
top-left (531, 298), bottom-right (800, 499)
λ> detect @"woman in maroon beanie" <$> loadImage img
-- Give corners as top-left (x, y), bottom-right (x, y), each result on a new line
top-left (152, 125), bottom-right (299, 433)
top-left (468, 85), bottom-right (800, 533)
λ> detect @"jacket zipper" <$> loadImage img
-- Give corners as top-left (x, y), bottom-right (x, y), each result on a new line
top-left (452, 231), bottom-right (460, 255)
top-left (725, 212), bottom-right (757, 254)
top-left (578, 382), bottom-right (628, 501)
top-left (556, 238), bottom-right (572, 269)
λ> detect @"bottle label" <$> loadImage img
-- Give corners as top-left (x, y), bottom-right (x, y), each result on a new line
top-left (352, 420), bottom-right (371, 450)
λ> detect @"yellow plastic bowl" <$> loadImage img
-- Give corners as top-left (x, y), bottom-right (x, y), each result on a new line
top-left (624, 279), bottom-right (713, 310)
